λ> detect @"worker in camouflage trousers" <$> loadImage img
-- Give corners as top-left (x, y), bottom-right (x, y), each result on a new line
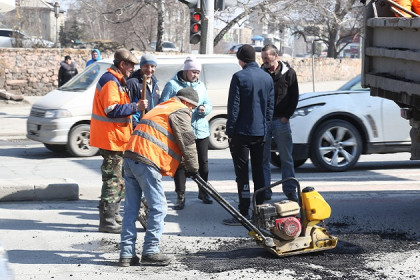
top-left (90, 49), bottom-right (147, 234)
top-left (100, 149), bottom-right (125, 203)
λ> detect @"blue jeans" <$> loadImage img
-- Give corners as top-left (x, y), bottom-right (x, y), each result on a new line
top-left (120, 158), bottom-right (167, 258)
top-left (263, 119), bottom-right (297, 195)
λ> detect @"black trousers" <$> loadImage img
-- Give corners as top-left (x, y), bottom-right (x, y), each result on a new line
top-left (229, 134), bottom-right (265, 216)
top-left (174, 137), bottom-right (209, 194)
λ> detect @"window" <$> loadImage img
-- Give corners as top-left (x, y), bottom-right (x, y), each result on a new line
top-left (202, 63), bottom-right (240, 91)
top-left (155, 64), bottom-right (183, 87)
top-left (0, 30), bottom-right (12, 37)
top-left (60, 63), bottom-right (109, 91)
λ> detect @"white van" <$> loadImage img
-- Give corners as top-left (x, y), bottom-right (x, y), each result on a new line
top-left (26, 54), bottom-right (241, 156)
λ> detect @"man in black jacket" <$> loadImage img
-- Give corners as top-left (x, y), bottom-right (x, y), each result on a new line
top-left (224, 44), bottom-right (274, 226)
top-left (261, 44), bottom-right (299, 202)
top-left (58, 55), bottom-right (78, 87)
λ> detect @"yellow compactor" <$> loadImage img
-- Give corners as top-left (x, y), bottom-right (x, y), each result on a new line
top-left (193, 176), bottom-right (338, 257)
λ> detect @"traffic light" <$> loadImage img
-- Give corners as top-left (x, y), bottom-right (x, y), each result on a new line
top-left (190, 9), bottom-right (202, 44)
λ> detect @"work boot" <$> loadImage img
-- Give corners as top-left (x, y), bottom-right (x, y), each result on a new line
top-left (174, 192), bottom-right (185, 210)
top-left (115, 201), bottom-right (123, 225)
top-left (198, 188), bottom-right (213, 204)
top-left (119, 255), bottom-right (140, 267)
top-left (99, 200), bottom-right (122, 234)
top-left (141, 252), bottom-right (174, 266)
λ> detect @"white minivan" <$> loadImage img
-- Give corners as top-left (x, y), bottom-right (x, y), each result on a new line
top-left (26, 54), bottom-right (241, 156)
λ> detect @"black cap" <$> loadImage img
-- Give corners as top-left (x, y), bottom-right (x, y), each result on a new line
top-left (236, 44), bottom-right (255, 63)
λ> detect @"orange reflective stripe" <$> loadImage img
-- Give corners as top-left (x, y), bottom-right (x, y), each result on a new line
top-left (125, 98), bottom-right (186, 177)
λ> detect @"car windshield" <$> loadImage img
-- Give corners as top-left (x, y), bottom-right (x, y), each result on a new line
top-left (337, 75), bottom-right (368, 91)
top-left (59, 62), bottom-right (111, 91)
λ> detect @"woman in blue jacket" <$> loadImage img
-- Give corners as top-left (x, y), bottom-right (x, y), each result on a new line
top-left (160, 57), bottom-right (213, 209)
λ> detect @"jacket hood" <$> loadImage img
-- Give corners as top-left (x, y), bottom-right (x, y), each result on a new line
top-left (91, 49), bottom-right (102, 60)
top-left (173, 70), bottom-right (200, 87)
top-left (60, 61), bottom-right (77, 70)
top-left (261, 60), bottom-right (290, 75)
top-left (279, 61), bottom-right (290, 75)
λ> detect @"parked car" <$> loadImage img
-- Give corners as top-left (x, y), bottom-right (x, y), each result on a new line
top-left (0, 28), bottom-right (54, 48)
top-left (228, 44), bottom-right (262, 54)
top-left (228, 44), bottom-right (243, 54)
top-left (26, 55), bottom-right (241, 156)
top-left (149, 41), bottom-right (179, 52)
top-left (270, 75), bottom-right (411, 172)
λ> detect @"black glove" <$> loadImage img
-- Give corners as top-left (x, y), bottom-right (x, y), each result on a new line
top-left (185, 170), bottom-right (199, 179)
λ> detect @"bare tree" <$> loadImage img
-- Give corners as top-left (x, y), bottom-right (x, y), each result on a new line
top-left (287, 0), bottom-right (363, 58)
top-left (214, 0), bottom-right (282, 47)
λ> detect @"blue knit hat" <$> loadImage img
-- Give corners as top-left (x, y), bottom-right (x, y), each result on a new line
top-left (140, 54), bottom-right (157, 67)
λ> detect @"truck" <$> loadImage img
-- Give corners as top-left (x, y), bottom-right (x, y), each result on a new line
top-left (361, 0), bottom-right (420, 159)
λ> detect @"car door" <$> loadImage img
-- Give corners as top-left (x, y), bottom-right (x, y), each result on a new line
top-left (380, 98), bottom-right (411, 142)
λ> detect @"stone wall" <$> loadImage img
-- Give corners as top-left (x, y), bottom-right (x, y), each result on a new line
top-left (0, 48), bottom-right (361, 96)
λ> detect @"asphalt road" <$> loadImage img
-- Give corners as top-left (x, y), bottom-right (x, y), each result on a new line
top-left (0, 139), bottom-right (419, 280)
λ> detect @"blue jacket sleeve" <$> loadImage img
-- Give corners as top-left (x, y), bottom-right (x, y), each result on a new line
top-left (226, 75), bottom-right (240, 138)
top-left (107, 103), bottom-right (137, 118)
top-left (160, 81), bottom-right (178, 103)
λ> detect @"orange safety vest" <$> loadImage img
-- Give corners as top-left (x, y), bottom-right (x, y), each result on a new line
top-left (125, 98), bottom-right (186, 177)
top-left (90, 68), bottom-right (133, 151)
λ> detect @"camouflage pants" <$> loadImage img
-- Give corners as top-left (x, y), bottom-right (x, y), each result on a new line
top-left (100, 149), bottom-right (125, 203)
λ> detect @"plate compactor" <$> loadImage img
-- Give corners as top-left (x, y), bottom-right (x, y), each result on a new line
top-left (191, 175), bottom-right (338, 257)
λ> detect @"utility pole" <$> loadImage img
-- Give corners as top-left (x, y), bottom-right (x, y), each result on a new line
top-left (54, 2), bottom-right (60, 48)
top-left (179, 0), bottom-right (236, 54)
top-left (200, 0), bottom-right (214, 54)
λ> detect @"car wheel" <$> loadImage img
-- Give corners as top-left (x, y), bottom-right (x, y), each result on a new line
top-left (67, 124), bottom-right (99, 157)
top-left (209, 118), bottom-right (228, 150)
top-left (44, 143), bottom-right (67, 153)
top-left (310, 120), bottom-right (362, 172)
top-left (270, 152), bottom-right (307, 168)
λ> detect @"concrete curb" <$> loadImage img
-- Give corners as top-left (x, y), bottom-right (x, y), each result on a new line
top-left (0, 178), bottom-right (79, 202)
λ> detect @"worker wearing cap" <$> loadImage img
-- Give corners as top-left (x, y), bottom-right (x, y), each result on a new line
top-left (120, 87), bottom-right (199, 266)
top-left (90, 48), bottom-right (148, 234)
top-left (127, 53), bottom-right (160, 128)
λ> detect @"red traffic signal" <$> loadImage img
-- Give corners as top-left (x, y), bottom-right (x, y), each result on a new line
top-left (191, 12), bottom-right (202, 22)
top-left (191, 23), bottom-right (201, 33)
top-left (190, 9), bottom-right (202, 44)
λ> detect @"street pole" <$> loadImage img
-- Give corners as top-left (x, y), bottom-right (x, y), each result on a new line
top-left (54, 2), bottom-right (60, 48)
top-left (312, 40), bottom-right (315, 92)
top-left (200, 0), bottom-right (214, 54)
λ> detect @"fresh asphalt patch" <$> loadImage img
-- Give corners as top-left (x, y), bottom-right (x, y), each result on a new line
top-left (180, 234), bottom-right (419, 279)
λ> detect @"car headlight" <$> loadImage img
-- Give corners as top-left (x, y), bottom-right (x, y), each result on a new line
top-left (44, 109), bottom-right (72, 118)
top-left (291, 104), bottom-right (324, 119)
